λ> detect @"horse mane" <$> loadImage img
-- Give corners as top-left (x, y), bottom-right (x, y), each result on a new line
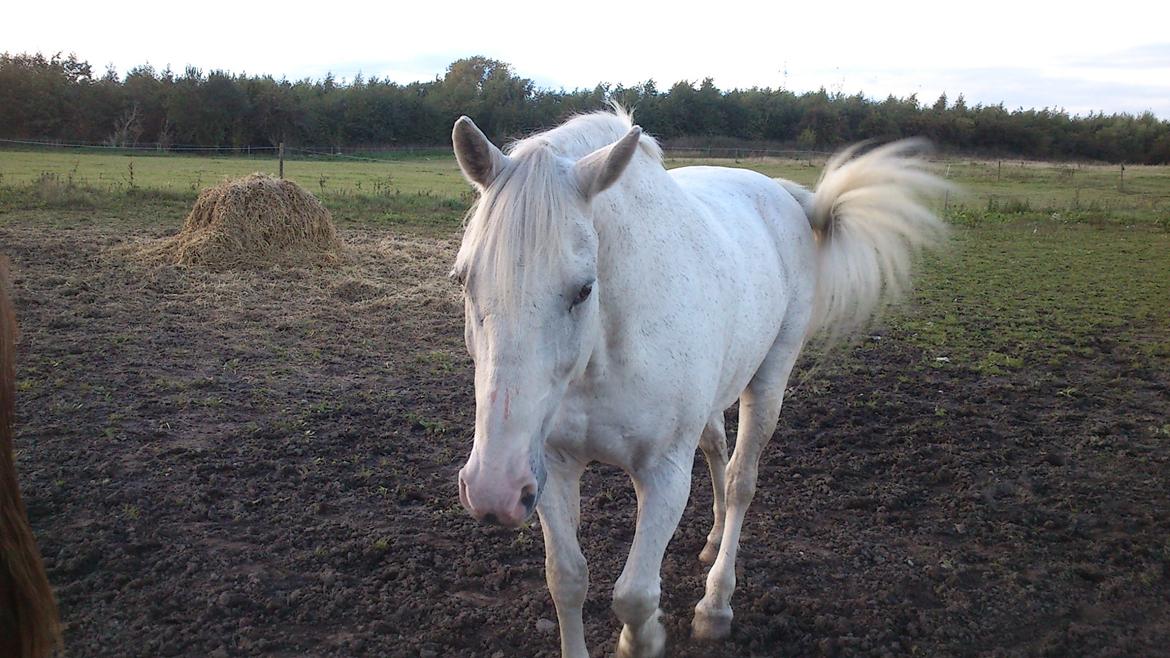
top-left (506, 104), bottom-right (661, 162)
top-left (455, 106), bottom-right (661, 298)
top-left (0, 256), bottom-right (62, 658)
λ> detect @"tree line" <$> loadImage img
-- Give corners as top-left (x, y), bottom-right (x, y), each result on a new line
top-left (2, 52), bottom-right (1168, 164)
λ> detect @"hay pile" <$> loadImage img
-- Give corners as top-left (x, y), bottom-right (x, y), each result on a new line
top-left (139, 173), bottom-right (345, 267)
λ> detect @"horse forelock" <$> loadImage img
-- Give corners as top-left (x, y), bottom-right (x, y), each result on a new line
top-left (456, 107), bottom-right (660, 302)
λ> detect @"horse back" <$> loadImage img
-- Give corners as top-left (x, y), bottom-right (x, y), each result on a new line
top-left (668, 164), bottom-right (815, 269)
top-left (638, 165), bottom-right (816, 410)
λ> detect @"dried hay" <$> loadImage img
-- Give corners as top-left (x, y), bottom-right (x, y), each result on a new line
top-left (136, 173), bottom-right (345, 267)
top-left (325, 232), bottom-right (462, 324)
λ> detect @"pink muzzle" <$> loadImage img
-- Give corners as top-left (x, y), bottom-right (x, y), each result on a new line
top-left (458, 455), bottom-right (539, 527)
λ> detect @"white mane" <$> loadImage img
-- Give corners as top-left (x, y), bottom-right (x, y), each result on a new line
top-left (454, 107), bottom-right (661, 299)
top-left (507, 105), bottom-right (661, 162)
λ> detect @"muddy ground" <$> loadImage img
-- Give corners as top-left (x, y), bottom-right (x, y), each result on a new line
top-left (4, 224), bottom-right (1168, 657)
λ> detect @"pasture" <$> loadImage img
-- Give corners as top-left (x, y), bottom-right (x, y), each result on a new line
top-left (1, 147), bottom-right (1168, 656)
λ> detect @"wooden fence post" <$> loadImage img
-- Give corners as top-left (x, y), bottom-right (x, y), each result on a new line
top-left (279, 142), bottom-right (285, 179)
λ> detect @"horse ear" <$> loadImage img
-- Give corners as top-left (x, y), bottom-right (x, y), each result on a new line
top-left (453, 116), bottom-right (507, 190)
top-left (574, 125), bottom-right (643, 200)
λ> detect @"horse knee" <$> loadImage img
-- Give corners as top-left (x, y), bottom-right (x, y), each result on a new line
top-left (547, 553), bottom-right (588, 606)
top-left (726, 469), bottom-right (757, 506)
top-left (612, 579), bottom-right (660, 627)
top-left (699, 431), bottom-right (728, 464)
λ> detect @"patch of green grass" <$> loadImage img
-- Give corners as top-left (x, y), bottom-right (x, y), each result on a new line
top-left (888, 224), bottom-right (1170, 370)
top-left (0, 149), bottom-right (471, 232)
top-left (0, 149), bottom-right (468, 197)
top-left (973, 351), bottom-right (1025, 375)
top-left (415, 349), bottom-right (458, 373)
top-left (405, 411), bottom-right (448, 436)
top-left (669, 155), bottom-right (1169, 228)
top-left (0, 177), bottom-right (468, 232)
top-left (940, 159), bottom-right (1169, 227)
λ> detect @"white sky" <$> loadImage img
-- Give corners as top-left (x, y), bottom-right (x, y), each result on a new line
top-left (5, 0), bottom-right (1170, 118)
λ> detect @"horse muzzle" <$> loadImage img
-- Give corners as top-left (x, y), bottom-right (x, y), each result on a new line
top-left (458, 458), bottom-right (543, 527)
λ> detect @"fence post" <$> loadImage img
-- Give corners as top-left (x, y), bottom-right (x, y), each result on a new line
top-left (279, 142), bottom-right (285, 179)
top-left (1119, 163), bottom-right (1125, 192)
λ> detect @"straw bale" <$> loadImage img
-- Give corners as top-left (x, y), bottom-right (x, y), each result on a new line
top-left (137, 173), bottom-right (344, 267)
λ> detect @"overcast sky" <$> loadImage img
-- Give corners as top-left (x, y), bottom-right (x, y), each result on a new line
top-left (5, 0), bottom-right (1169, 118)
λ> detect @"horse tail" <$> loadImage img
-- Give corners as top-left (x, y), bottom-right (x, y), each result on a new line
top-left (0, 256), bottom-right (62, 658)
top-left (785, 139), bottom-right (949, 342)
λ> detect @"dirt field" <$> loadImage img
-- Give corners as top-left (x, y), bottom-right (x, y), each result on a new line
top-left (4, 218), bottom-right (1169, 657)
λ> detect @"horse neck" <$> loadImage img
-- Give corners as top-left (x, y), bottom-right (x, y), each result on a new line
top-left (586, 160), bottom-right (694, 362)
top-left (592, 161), bottom-right (681, 284)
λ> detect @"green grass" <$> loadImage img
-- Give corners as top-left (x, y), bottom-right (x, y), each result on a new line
top-left (0, 148), bottom-right (470, 197)
top-left (889, 223), bottom-right (1170, 371)
top-left (0, 148), bottom-right (474, 232)
top-left (3, 148), bottom-right (1167, 230)
top-left (664, 155), bottom-right (1170, 228)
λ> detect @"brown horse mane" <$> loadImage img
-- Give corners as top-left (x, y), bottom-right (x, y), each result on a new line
top-left (0, 255), bottom-right (62, 658)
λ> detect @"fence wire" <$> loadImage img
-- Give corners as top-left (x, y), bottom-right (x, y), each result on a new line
top-left (0, 138), bottom-right (281, 153)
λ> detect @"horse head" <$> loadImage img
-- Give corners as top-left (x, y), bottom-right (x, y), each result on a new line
top-left (450, 116), bottom-right (641, 526)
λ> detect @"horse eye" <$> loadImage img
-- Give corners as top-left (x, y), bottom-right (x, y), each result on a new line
top-left (572, 283), bottom-right (593, 307)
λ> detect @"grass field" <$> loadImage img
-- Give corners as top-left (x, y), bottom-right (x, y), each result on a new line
top-left (2, 147), bottom-right (1168, 230)
top-left (666, 155), bottom-right (1170, 227)
top-left (0, 149), bottom-right (472, 232)
top-left (0, 148), bottom-right (470, 198)
top-left (1, 144), bottom-right (1168, 656)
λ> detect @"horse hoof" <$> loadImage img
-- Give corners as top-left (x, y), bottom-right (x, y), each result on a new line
top-left (616, 636), bottom-right (665, 658)
top-left (692, 604), bottom-right (732, 641)
top-left (698, 541), bottom-right (720, 564)
top-left (616, 613), bottom-right (666, 658)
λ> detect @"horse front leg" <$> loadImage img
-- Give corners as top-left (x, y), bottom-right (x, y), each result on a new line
top-left (613, 453), bottom-right (693, 658)
top-left (536, 456), bottom-right (590, 658)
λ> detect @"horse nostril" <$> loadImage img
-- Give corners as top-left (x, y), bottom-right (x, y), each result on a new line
top-left (520, 490), bottom-right (537, 513)
top-left (482, 513), bottom-right (499, 525)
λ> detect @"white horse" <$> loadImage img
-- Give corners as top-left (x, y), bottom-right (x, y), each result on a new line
top-left (451, 107), bottom-right (947, 658)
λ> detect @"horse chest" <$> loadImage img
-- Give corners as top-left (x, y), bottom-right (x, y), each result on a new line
top-left (547, 374), bottom-right (702, 471)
